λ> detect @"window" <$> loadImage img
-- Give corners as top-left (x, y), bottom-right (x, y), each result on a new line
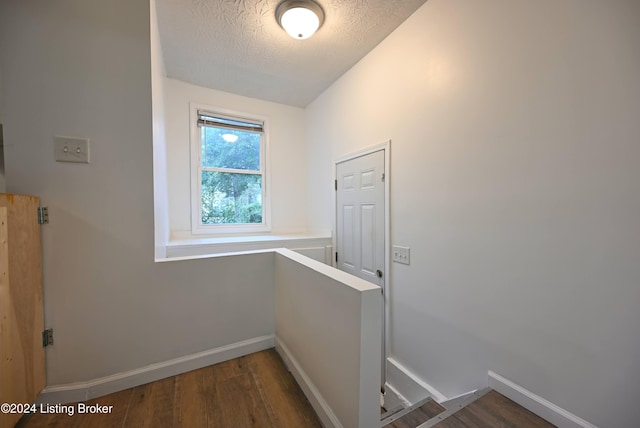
top-left (191, 105), bottom-right (269, 234)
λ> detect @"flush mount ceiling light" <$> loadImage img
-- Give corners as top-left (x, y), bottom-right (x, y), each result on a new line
top-left (276, 0), bottom-right (325, 40)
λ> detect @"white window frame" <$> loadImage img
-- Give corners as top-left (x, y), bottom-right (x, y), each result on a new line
top-left (190, 102), bottom-right (270, 235)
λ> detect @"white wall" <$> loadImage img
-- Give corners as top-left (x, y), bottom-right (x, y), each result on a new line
top-left (306, 1), bottom-right (640, 427)
top-left (275, 249), bottom-right (381, 428)
top-left (164, 78), bottom-right (308, 238)
top-left (0, 0), bottom-right (274, 386)
top-left (151, 0), bottom-right (169, 259)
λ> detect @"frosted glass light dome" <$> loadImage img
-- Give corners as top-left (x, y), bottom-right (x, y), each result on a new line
top-left (276, 1), bottom-right (325, 40)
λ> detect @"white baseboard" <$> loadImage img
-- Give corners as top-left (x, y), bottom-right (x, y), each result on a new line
top-left (275, 336), bottom-right (343, 428)
top-left (37, 335), bottom-right (275, 405)
top-left (488, 371), bottom-right (598, 428)
top-left (384, 382), bottom-right (411, 408)
top-left (386, 357), bottom-right (447, 404)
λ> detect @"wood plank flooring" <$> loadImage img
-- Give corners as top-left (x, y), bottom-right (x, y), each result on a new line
top-left (433, 390), bottom-right (556, 428)
top-left (385, 400), bottom-right (446, 428)
top-left (16, 350), bottom-right (556, 428)
top-left (17, 349), bottom-right (322, 428)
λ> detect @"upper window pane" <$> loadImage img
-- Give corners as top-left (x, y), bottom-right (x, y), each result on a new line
top-left (201, 126), bottom-right (261, 171)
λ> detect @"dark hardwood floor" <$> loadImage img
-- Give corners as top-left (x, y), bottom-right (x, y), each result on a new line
top-left (17, 350), bottom-right (556, 428)
top-left (386, 400), bottom-right (446, 428)
top-left (17, 349), bottom-right (322, 428)
top-left (383, 390), bottom-right (556, 428)
top-left (433, 390), bottom-right (556, 428)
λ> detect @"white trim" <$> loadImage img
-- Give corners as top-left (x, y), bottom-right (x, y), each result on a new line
top-left (189, 102), bottom-right (271, 235)
top-left (275, 336), bottom-right (343, 428)
top-left (333, 140), bottom-right (391, 387)
top-left (164, 235), bottom-right (331, 259)
top-left (384, 382), bottom-right (411, 408)
top-left (442, 389), bottom-right (484, 404)
top-left (334, 141), bottom-right (391, 165)
top-left (488, 371), bottom-right (598, 428)
top-left (37, 335), bottom-right (274, 405)
top-left (275, 248), bottom-right (379, 292)
top-left (386, 357), bottom-right (448, 404)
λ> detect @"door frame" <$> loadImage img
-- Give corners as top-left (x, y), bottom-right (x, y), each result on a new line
top-left (333, 140), bottom-right (391, 387)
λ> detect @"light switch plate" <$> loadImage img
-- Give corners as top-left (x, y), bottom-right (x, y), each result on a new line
top-left (392, 245), bottom-right (410, 265)
top-left (54, 136), bottom-right (90, 163)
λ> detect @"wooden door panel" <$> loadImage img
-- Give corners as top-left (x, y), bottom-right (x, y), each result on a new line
top-left (0, 194), bottom-right (45, 428)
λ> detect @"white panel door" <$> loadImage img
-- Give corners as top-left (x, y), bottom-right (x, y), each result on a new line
top-left (336, 150), bottom-right (385, 287)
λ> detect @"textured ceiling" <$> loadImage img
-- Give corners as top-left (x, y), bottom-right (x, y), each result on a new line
top-left (155, 0), bottom-right (428, 107)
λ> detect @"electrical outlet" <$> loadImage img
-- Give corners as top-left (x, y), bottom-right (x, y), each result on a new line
top-left (54, 136), bottom-right (90, 163)
top-left (392, 245), bottom-right (410, 265)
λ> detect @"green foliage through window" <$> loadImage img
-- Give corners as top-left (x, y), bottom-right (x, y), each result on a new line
top-left (201, 172), bottom-right (262, 224)
top-left (199, 122), bottom-right (264, 225)
top-left (201, 126), bottom-right (260, 170)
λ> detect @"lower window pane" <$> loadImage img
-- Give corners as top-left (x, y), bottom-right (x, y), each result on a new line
top-left (201, 171), bottom-right (263, 225)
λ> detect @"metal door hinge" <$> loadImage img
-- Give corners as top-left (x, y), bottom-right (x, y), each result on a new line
top-left (42, 328), bottom-right (53, 347)
top-left (381, 173), bottom-right (385, 182)
top-left (335, 179), bottom-right (338, 191)
top-left (37, 207), bottom-right (49, 224)
top-left (335, 252), bottom-right (338, 263)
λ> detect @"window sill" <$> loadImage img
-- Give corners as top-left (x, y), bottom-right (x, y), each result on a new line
top-left (162, 233), bottom-right (333, 261)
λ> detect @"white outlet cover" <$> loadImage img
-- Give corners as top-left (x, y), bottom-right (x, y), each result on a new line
top-left (54, 136), bottom-right (90, 163)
